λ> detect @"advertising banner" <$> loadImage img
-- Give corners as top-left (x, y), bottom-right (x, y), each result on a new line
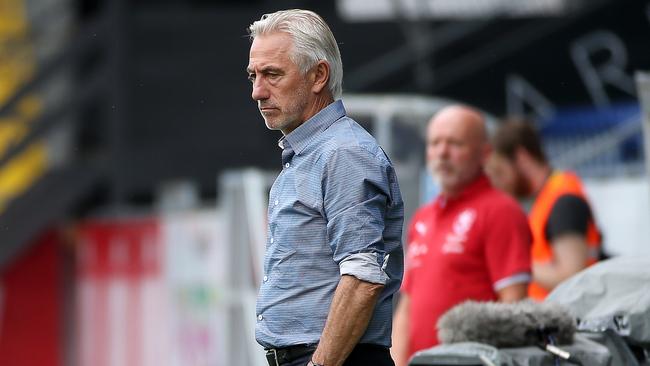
top-left (76, 210), bottom-right (227, 366)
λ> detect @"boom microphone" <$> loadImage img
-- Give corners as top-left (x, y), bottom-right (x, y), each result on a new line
top-left (437, 300), bottom-right (576, 348)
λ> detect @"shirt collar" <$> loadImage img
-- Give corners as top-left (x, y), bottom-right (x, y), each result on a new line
top-left (435, 173), bottom-right (491, 209)
top-left (277, 100), bottom-right (346, 155)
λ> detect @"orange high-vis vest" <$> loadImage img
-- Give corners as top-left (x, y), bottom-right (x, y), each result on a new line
top-left (528, 171), bottom-right (601, 301)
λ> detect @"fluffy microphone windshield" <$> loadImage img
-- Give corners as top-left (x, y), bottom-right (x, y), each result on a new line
top-left (437, 300), bottom-right (576, 348)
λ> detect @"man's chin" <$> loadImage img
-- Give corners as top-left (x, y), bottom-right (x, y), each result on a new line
top-left (432, 173), bottom-right (471, 194)
top-left (431, 173), bottom-right (450, 188)
top-left (263, 119), bottom-right (281, 131)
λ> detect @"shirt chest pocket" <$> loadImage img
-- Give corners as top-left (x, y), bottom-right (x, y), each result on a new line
top-left (267, 246), bottom-right (300, 290)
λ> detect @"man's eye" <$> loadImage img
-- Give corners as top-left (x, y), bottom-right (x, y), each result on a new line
top-left (248, 74), bottom-right (256, 82)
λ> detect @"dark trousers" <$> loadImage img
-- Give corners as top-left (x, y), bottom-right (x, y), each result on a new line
top-left (273, 344), bottom-right (395, 366)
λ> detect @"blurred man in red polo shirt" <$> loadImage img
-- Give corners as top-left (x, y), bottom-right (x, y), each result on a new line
top-left (391, 105), bottom-right (532, 366)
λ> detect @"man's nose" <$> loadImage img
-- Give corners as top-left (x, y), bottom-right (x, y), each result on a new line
top-left (435, 142), bottom-right (450, 157)
top-left (251, 78), bottom-right (269, 101)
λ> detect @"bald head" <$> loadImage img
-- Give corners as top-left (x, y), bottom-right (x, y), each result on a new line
top-left (428, 105), bottom-right (487, 145)
top-left (426, 104), bottom-right (490, 196)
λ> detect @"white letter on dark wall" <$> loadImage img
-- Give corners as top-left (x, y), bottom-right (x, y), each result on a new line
top-left (506, 74), bottom-right (556, 122)
top-left (570, 30), bottom-right (636, 107)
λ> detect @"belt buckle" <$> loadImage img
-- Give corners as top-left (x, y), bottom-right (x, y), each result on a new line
top-left (267, 348), bottom-right (280, 366)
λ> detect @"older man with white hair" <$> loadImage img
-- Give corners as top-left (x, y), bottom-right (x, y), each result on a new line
top-left (247, 9), bottom-right (404, 366)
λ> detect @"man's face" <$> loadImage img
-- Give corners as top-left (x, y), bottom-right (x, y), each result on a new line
top-left (426, 110), bottom-right (486, 195)
top-left (486, 152), bottom-right (529, 199)
top-left (247, 32), bottom-right (312, 135)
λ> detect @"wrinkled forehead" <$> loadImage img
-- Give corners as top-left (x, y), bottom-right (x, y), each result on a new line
top-left (249, 32), bottom-right (293, 58)
top-left (247, 32), bottom-right (296, 70)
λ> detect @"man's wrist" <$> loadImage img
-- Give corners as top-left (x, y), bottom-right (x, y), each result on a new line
top-left (310, 348), bottom-right (325, 365)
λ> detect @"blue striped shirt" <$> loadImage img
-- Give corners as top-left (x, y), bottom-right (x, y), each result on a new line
top-left (255, 100), bottom-right (404, 349)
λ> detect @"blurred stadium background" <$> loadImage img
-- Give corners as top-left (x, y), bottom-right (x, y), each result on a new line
top-left (0, 0), bottom-right (649, 365)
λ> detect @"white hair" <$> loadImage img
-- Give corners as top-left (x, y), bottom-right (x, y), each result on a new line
top-left (248, 9), bottom-right (343, 100)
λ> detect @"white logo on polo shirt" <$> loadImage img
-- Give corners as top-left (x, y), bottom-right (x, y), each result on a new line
top-left (406, 221), bottom-right (429, 269)
top-left (415, 221), bottom-right (427, 235)
top-left (407, 240), bottom-right (428, 269)
top-left (442, 209), bottom-right (476, 254)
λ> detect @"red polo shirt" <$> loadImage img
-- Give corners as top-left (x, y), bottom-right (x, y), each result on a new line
top-left (402, 174), bottom-right (531, 357)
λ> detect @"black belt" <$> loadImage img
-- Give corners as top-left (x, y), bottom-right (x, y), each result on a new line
top-left (265, 344), bottom-right (316, 366)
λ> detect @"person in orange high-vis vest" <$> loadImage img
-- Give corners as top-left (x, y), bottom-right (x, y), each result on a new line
top-left (487, 119), bottom-right (602, 301)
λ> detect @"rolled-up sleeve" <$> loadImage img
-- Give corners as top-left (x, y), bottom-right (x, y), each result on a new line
top-left (322, 145), bottom-right (396, 284)
top-left (340, 252), bottom-right (389, 284)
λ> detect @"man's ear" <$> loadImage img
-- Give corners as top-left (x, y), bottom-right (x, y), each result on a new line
top-left (514, 146), bottom-right (530, 168)
top-left (480, 142), bottom-right (492, 165)
top-left (311, 60), bottom-right (330, 94)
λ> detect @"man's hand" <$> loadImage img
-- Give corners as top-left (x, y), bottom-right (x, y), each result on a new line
top-left (310, 275), bottom-right (384, 366)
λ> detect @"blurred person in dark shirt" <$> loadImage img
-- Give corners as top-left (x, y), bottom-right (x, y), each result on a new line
top-left (487, 118), bottom-right (602, 301)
